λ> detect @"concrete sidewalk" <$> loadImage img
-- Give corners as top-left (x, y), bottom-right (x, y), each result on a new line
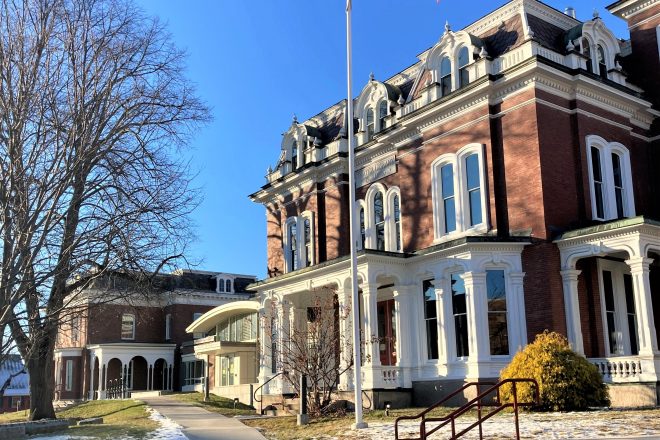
top-left (143, 395), bottom-right (267, 440)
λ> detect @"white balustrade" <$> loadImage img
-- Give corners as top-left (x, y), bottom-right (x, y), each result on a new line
top-left (590, 356), bottom-right (645, 383)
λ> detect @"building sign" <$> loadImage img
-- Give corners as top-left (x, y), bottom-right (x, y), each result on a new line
top-left (355, 154), bottom-right (396, 188)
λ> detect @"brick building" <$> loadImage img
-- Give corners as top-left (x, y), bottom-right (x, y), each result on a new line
top-left (248, 0), bottom-right (660, 407)
top-left (53, 270), bottom-right (256, 401)
top-left (0, 355), bottom-right (29, 413)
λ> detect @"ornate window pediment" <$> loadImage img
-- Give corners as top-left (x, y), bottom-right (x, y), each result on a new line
top-left (566, 18), bottom-right (620, 79)
top-left (354, 76), bottom-right (401, 143)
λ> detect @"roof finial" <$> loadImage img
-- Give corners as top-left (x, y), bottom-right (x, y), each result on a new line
top-left (593, 8), bottom-right (600, 19)
top-left (292, 113), bottom-right (298, 124)
top-left (445, 20), bottom-right (451, 34)
top-left (369, 72), bottom-right (375, 82)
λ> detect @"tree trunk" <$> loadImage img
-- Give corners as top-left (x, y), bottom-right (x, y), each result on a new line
top-left (26, 339), bottom-right (56, 420)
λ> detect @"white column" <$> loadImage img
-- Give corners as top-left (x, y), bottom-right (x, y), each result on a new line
top-left (393, 284), bottom-right (415, 388)
top-left (434, 277), bottom-right (451, 363)
top-left (509, 272), bottom-right (528, 353)
top-left (626, 257), bottom-right (658, 355)
top-left (96, 357), bottom-right (103, 399)
top-left (278, 300), bottom-right (291, 369)
top-left (560, 269), bottom-right (584, 355)
top-left (362, 283), bottom-right (380, 367)
top-left (89, 352), bottom-right (96, 400)
top-left (338, 284), bottom-right (354, 391)
top-left (462, 271), bottom-right (489, 378)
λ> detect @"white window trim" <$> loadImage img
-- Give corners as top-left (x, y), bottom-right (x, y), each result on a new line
top-left (431, 143), bottom-right (488, 242)
top-left (363, 183), bottom-right (403, 252)
top-left (385, 187), bottom-right (403, 252)
top-left (121, 313), bottom-right (135, 340)
top-left (585, 135), bottom-right (635, 221)
top-left (597, 259), bottom-right (637, 356)
top-left (482, 266), bottom-right (514, 359)
top-left (65, 359), bottom-right (73, 391)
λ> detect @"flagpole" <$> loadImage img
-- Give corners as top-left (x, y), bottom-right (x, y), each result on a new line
top-left (345, 0), bottom-right (367, 430)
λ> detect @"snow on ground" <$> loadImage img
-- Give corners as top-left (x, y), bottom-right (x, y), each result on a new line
top-left (348, 409), bottom-right (660, 439)
top-left (142, 407), bottom-right (187, 440)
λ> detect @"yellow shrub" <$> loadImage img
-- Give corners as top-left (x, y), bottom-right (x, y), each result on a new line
top-left (499, 331), bottom-right (609, 411)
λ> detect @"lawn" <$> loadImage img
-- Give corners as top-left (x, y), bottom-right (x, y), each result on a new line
top-left (0, 399), bottom-right (159, 439)
top-left (170, 391), bottom-right (256, 416)
top-left (241, 407), bottom-right (460, 440)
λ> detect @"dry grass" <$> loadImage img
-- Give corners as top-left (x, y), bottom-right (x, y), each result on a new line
top-left (170, 391), bottom-right (256, 416)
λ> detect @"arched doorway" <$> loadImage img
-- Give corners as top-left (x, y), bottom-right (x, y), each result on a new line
top-left (106, 358), bottom-right (123, 398)
top-left (130, 356), bottom-right (148, 391)
top-left (153, 358), bottom-right (166, 391)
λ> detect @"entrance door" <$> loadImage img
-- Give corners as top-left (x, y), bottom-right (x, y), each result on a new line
top-left (220, 355), bottom-right (236, 386)
top-left (377, 299), bottom-right (397, 365)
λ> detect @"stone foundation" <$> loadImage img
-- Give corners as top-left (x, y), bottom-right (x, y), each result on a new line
top-left (607, 383), bottom-right (658, 408)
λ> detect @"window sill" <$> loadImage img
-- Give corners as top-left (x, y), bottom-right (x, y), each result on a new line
top-left (433, 224), bottom-right (489, 244)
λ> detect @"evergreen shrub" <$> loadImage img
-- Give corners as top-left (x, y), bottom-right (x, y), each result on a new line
top-left (499, 331), bottom-right (609, 411)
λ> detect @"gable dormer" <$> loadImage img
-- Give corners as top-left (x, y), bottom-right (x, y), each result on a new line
top-left (565, 16), bottom-right (623, 81)
top-left (354, 74), bottom-right (401, 145)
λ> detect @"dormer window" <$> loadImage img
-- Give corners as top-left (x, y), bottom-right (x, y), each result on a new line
top-left (378, 100), bottom-right (388, 132)
top-left (218, 279), bottom-right (225, 292)
top-left (440, 56), bottom-right (451, 96)
top-left (225, 279), bottom-right (232, 293)
top-left (583, 39), bottom-right (593, 73)
top-left (366, 108), bottom-right (375, 141)
top-left (597, 45), bottom-right (607, 79)
top-left (458, 47), bottom-right (470, 88)
top-left (291, 140), bottom-right (298, 170)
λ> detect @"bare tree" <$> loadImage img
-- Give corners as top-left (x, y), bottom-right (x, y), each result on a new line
top-left (0, 0), bottom-right (209, 419)
top-left (264, 291), bottom-right (356, 415)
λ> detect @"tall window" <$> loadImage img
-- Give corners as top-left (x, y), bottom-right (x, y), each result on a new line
top-left (291, 140), bottom-right (298, 170)
top-left (611, 153), bottom-right (625, 219)
top-left (486, 270), bottom-right (509, 355)
top-left (597, 45), bottom-right (607, 79)
top-left (218, 278), bottom-right (225, 292)
top-left (586, 136), bottom-right (634, 221)
top-left (600, 260), bottom-right (639, 356)
top-left (193, 312), bottom-right (204, 339)
top-left (423, 280), bottom-right (438, 360)
top-left (451, 273), bottom-right (469, 358)
top-left (374, 191), bottom-right (385, 251)
top-left (378, 100), bottom-right (388, 132)
top-left (71, 315), bottom-right (80, 343)
top-left (65, 360), bottom-right (73, 391)
top-left (225, 279), bottom-right (232, 293)
top-left (359, 207), bottom-right (366, 250)
top-left (393, 195), bottom-right (402, 251)
top-left (590, 146), bottom-right (605, 219)
top-left (366, 108), bottom-right (375, 141)
top-left (603, 270), bottom-right (618, 354)
top-left (431, 145), bottom-right (486, 240)
top-left (458, 47), bottom-right (470, 88)
top-left (165, 314), bottom-right (172, 340)
top-left (441, 164), bottom-right (456, 233)
top-left (465, 153), bottom-right (482, 226)
top-left (440, 56), bottom-right (451, 96)
top-left (121, 314), bottom-right (135, 340)
top-left (289, 221), bottom-right (298, 271)
top-left (304, 217), bottom-right (312, 267)
top-left (583, 39), bottom-right (593, 73)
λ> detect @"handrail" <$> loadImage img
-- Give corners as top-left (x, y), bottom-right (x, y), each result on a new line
top-left (395, 378), bottom-right (539, 440)
top-left (362, 389), bottom-right (372, 411)
top-left (253, 371), bottom-right (287, 414)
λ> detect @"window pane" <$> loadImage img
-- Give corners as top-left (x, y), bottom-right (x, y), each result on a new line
top-left (393, 195), bottom-right (402, 251)
top-left (291, 141), bottom-right (298, 169)
top-left (441, 164), bottom-right (454, 198)
top-left (451, 273), bottom-right (469, 357)
top-left (466, 154), bottom-right (480, 190)
top-left (359, 208), bottom-right (366, 249)
top-left (440, 57), bottom-right (451, 96)
top-left (440, 57), bottom-right (451, 76)
top-left (612, 153), bottom-right (625, 218)
top-left (590, 147), bottom-right (604, 218)
top-left (374, 192), bottom-right (384, 223)
top-left (458, 47), bottom-right (469, 68)
top-left (623, 274), bottom-right (639, 355)
top-left (366, 108), bottom-right (375, 140)
top-left (376, 224), bottom-right (385, 251)
top-left (591, 147), bottom-right (602, 181)
top-left (379, 101), bottom-right (388, 131)
top-left (469, 189), bottom-right (482, 226)
top-left (122, 315), bottom-right (134, 339)
top-left (602, 270), bottom-right (618, 354)
top-left (444, 198), bottom-right (456, 233)
top-left (466, 154), bottom-right (482, 226)
top-left (226, 280), bottom-right (231, 292)
top-left (441, 164), bottom-right (456, 233)
top-left (487, 270), bottom-right (509, 355)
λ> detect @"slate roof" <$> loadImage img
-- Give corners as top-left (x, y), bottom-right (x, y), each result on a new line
top-left (0, 354), bottom-right (29, 396)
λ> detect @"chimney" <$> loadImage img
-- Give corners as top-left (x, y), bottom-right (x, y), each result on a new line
top-left (564, 6), bottom-right (576, 18)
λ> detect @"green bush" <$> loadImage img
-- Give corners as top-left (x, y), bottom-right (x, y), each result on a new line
top-left (499, 331), bottom-right (609, 411)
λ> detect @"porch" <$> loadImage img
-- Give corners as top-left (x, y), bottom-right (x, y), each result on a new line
top-left (556, 217), bottom-right (660, 405)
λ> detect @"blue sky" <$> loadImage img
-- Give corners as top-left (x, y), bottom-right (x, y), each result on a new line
top-left (134, 1), bottom-right (628, 279)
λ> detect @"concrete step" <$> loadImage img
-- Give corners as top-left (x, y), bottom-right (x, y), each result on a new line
top-left (131, 390), bottom-right (173, 399)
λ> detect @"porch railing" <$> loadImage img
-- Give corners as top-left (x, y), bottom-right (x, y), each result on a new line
top-left (590, 356), bottom-right (644, 382)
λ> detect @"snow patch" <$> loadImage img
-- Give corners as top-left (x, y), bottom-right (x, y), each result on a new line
top-left (143, 406), bottom-right (187, 440)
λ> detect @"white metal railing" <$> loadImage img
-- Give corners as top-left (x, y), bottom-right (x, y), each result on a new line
top-left (590, 356), bottom-right (644, 382)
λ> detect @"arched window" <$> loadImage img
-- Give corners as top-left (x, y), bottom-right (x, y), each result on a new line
top-left (465, 153), bottom-right (482, 227)
top-left (225, 279), bottom-right (231, 293)
top-left (440, 56), bottom-right (452, 96)
top-left (359, 207), bottom-right (366, 250)
top-left (366, 108), bottom-right (375, 141)
top-left (378, 100), bottom-right (388, 132)
top-left (458, 47), bottom-right (470, 88)
top-left (583, 39), bottom-right (593, 73)
top-left (218, 278), bottom-right (225, 292)
top-left (304, 217), bottom-right (312, 267)
top-left (393, 194), bottom-right (402, 251)
top-left (374, 192), bottom-right (385, 251)
top-left (586, 136), bottom-right (635, 221)
top-left (291, 140), bottom-right (298, 170)
top-left (440, 163), bottom-right (456, 233)
top-left (288, 221), bottom-right (298, 271)
top-left (597, 44), bottom-right (607, 79)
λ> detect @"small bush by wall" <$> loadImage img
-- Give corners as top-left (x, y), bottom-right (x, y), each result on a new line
top-left (499, 331), bottom-right (609, 411)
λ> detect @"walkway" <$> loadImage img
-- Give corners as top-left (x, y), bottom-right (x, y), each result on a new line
top-left (142, 395), bottom-right (267, 440)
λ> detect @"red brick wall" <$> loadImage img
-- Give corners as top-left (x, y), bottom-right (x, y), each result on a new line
top-left (624, 4), bottom-right (660, 109)
top-left (0, 395), bottom-right (29, 414)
